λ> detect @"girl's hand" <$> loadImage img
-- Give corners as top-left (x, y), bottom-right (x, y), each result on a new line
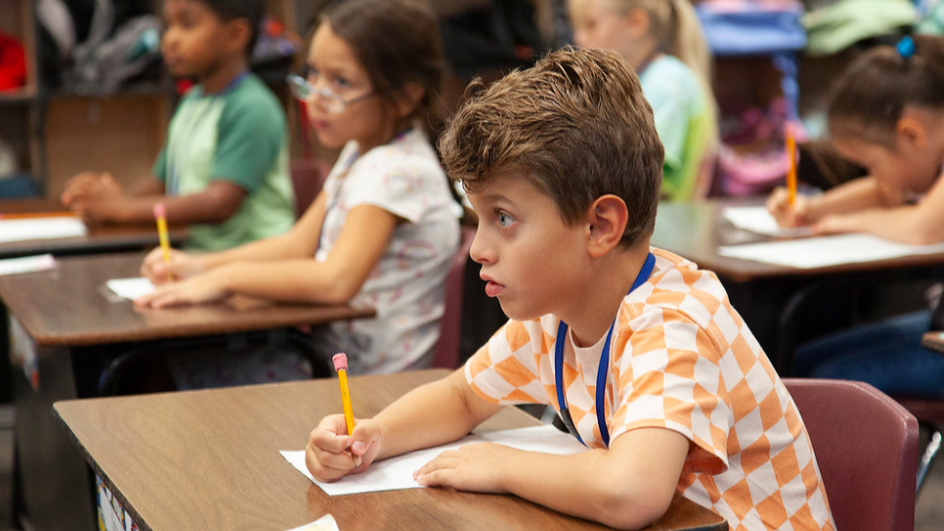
top-left (306, 415), bottom-right (382, 481)
top-left (133, 270), bottom-right (230, 308)
top-left (766, 187), bottom-right (814, 227)
top-left (140, 247), bottom-right (204, 285)
top-left (414, 442), bottom-right (514, 494)
top-left (811, 214), bottom-right (857, 236)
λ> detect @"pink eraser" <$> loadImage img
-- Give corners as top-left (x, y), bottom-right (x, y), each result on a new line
top-left (332, 353), bottom-right (348, 371)
top-left (153, 203), bottom-right (166, 219)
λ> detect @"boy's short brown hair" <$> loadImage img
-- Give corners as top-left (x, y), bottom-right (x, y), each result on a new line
top-left (439, 46), bottom-right (664, 247)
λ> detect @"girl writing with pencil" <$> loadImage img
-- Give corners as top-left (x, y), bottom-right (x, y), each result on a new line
top-left (768, 35), bottom-right (944, 398)
top-left (136, 0), bottom-right (459, 383)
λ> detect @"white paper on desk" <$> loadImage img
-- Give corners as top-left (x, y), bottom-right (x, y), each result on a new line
top-left (0, 254), bottom-right (55, 276)
top-left (281, 424), bottom-right (587, 496)
top-left (106, 277), bottom-right (155, 300)
top-left (286, 514), bottom-right (340, 531)
top-left (723, 206), bottom-right (812, 238)
top-left (0, 217), bottom-right (87, 243)
top-left (718, 233), bottom-right (944, 269)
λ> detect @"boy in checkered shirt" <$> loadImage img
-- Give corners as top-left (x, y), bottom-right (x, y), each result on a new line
top-left (305, 47), bottom-right (835, 531)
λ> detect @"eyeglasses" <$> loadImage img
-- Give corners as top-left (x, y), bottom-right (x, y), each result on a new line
top-left (285, 74), bottom-right (375, 114)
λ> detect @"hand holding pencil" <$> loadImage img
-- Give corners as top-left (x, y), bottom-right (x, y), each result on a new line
top-left (305, 354), bottom-right (382, 481)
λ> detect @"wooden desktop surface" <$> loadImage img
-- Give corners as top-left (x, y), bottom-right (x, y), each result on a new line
top-left (653, 200), bottom-right (944, 282)
top-left (0, 252), bottom-right (374, 347)
top-left (54, 369), bottom-right (728, 531)
top-left (0, 198), bottom-right (187, 258)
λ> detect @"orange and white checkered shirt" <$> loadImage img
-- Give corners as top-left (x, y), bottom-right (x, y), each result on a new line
top-left (465, 248), bottom-right (835, 531)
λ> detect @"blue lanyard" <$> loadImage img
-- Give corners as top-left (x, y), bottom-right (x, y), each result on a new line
top-left (554, 252), bottom-right (655, 447)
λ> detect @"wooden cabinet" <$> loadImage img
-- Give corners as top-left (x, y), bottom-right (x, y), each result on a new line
top-left (2, 0), bottom-right (306, 201)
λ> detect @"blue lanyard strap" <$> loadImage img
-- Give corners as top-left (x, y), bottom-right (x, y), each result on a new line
top-left (554, 252), bottom-right (655, 447)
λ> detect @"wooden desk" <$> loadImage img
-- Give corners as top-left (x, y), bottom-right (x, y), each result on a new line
top-left (0, 252), bottom-right (374, 531)
top-left (652, 200), bottom-right (944, 372)
top-left (0, 198), bottom-right (187, 259)
top-left (653, 200), bottom-right (944, 282)
top-left (54, 369), bottom-right (728, 531)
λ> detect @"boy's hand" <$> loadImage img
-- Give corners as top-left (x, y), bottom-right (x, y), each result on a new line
top-left (62, 172), bottom-right (122, 206)
top-left (141, 247), bottom-right (203, 285)
top-left (414, 442), bottom-right (513, 494)
top-left (306, 415), bottom-right (382, 481)
top-left (766, 187), bottom-right (814, 227)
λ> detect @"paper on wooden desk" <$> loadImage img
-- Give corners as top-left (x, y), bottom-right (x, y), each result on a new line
top-left (281, 424), bottom-right (586, 496)
top-left (718, 233), bottom-right (944, 269)
top-left (0, 254), bottom-right (55, 276)
top-left (0, 217), bottom-right (87, 243)
top-left (106, 277), bottom-right (155, 300)
top-left (722, 206), bottom-right (812, 238)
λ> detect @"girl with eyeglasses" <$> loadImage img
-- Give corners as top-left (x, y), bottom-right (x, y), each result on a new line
top-left (136, 0), bottom-right (460, 382)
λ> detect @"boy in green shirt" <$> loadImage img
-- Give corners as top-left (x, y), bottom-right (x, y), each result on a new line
top-left (62, 0), bottom-right (294, 251)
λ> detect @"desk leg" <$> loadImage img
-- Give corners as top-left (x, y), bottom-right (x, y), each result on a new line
top-left (13, 345), bottom-right (95, 531)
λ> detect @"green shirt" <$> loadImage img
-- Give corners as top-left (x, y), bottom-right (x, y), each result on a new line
top-left (153, 73), bottom-right (295, 251)
top-left (640, 56), bottom-right (715, 202)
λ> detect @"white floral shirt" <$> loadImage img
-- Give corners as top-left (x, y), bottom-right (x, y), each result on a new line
top-left (313, 129), bottom-right (460, 374)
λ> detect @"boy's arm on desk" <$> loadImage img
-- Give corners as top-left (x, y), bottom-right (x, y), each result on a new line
top-left (73, 180), bottom-right (247, 226)
top-left (378, 371), bottom-right (689, 531)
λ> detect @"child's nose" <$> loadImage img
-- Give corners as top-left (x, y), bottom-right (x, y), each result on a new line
top-left (469, 229), bottom-right (493, 265)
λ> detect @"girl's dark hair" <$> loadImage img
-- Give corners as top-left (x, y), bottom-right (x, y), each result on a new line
top-left (321, 0), bottom-right (444, 127)
top-left (829, 35), bottom-right (944, 147)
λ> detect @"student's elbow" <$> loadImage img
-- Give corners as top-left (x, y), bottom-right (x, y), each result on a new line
top-left (307, 270), bottom-right (363, 305)
top-left (900, 222), bottom-right (944, 245)
top-left (594, 475), bottom-right (674, 530)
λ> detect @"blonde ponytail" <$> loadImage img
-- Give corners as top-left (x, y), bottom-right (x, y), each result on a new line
top-left (604, 0), bottom-right (718, 142)
top-left (666, 0), bottom-right (717, 144)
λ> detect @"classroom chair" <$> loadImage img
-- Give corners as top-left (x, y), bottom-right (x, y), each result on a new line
top-left (289, 157), bottom-right (330, 218)
top-left (893, 396), bottom-right (944, 491)
top-left (783, 378), bottom-right (919, 531)
top-left (432, 226), bottom-right (475, 369)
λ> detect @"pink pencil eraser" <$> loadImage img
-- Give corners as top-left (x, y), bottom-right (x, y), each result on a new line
top-left (153, 203), bottom-right (166, 219)
top-left (332, 353), bottom-right (348, 371)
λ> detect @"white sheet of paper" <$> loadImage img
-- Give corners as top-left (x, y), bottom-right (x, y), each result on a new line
top-left (718, 233), bottom-right (944, 269)
top-left (286, 514), bottom-right (340, 531)
top-left (106, 277), bottom-right (155, 300)
top-left (0, 217), bottom-right (87, 243)
top-left (722, 206), bottom-right (812, 237)
top-left (281, 424), bottom-right (587, 496)
top-left (0, 254), bottom-right (55, 276)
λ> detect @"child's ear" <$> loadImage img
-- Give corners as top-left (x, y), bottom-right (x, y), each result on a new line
top-left (393, 82), bottom-right (426, 118)
top-left (896, 116), bottom-right (928, 150)
top-left (586, 195), bottom-right (628, 258)
top-left (227, 18), bottom-right (252, 55)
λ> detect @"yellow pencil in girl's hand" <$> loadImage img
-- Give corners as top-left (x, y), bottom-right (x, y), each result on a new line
top-left (786, 123), bottom-right (798, 205)
top-left (153, 203), bottom-right (174, 281)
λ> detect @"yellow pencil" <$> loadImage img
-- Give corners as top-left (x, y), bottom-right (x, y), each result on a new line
top-left (333, 353), bottom-right (355, 436)
top-left (153, 203), bottom-right (174, 282)
top-left (786, 123), bottom-right (798, 205)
